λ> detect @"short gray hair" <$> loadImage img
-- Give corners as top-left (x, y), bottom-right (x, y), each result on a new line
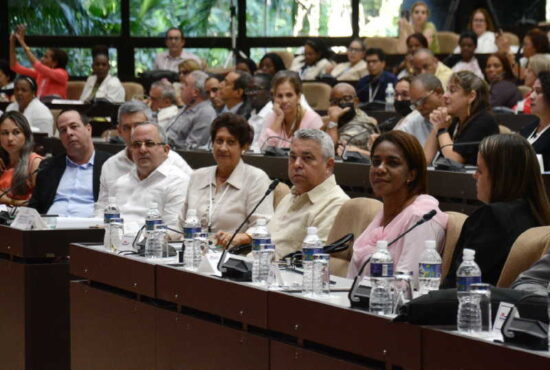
top-left (414, 48), bottom-right (435, 58)
top-left (117, 100), bottom-right (153, 125)
top-left (293, 129), bottom-right (335, 160)
top-left (188, 70), bottom-right (209, 98)
top-left (412, 73), bottom-right (443, 92)
top-left (150, 79), bottom-right (176, 104)
top-left (132, 121), bottom-right (168, 144)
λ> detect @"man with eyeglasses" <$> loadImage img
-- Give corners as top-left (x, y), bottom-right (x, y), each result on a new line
top-left (95, 122), bottom-right (189, 230)
top-left (357, 48), bottom-right (397, 104)
top-left (326, 83), bottom-right (378, 154)
top-left (219, 70), bottom-right (252, 119)
top-left (153, 27), bottom-right (200, 73)
top-left (394, 74), bottom-right (444, 146)
top-left (148, 79), bottom-right (178, 130)
top-left (28, 110), bottom-right (112, 216)
top-left (96, 101), bottom-right (192, 215)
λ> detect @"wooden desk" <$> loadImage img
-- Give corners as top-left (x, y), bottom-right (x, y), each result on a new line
top-left (0, 226), bottom-right (102, 370)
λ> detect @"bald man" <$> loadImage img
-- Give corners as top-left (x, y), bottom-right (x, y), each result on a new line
top-left (412, 48), bottom-right (453, 90)
top-left (327, 83), bottom-right (378, 152)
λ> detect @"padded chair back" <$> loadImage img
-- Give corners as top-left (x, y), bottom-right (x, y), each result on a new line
top-left (436, 32), bottom-right (459, 54)
top-left (441, 211), bottom-right (467, 281)
top-left (271, 50), bottom-right (294, 69)
top-left (326, 198), bottom-right (383, 277)
top-left (503, 32), bottom-right (520, 46)
top-left (498, 125), bottom-right (512, 134)
top-left (518, 85), bottom-right (531, 96)
top-left (363, 37), bottom-right (398, 54)
top-left (302, 82), bottom-right (332, 111)
top-left (121, 82), bottom-right (144, 101)
top-left (273, 182), bottom-right (290, 210)
top-left (67, 81), bottom-right (86, 100)
top-left (497, 226), bottom-right (550, 288)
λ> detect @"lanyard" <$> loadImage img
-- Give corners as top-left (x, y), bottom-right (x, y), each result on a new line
top-left (368, 82), bottom-right (380, 103)
top-left (208, 175), bottom-right (230, 230)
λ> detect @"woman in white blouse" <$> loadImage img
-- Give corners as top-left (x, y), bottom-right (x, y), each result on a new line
top-left (290, 39), bottom-right (334, 80)
top-left (453, 8), bottom-right (497, 54)
top-left (178, 112), bottom-right (274, 246)
top-left (328, 39), bottom-right (368, 81)
top-left (79, 46), bottom-right (125, 103)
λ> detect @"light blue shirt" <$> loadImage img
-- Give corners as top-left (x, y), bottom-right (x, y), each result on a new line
top-left (48, 152), bottom-right (95, 217)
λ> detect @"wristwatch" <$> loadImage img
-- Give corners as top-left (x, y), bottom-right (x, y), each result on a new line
top-left (437, 128), bottom-right (448, 137)
top-left (327, 121), bottom-right (338, 129)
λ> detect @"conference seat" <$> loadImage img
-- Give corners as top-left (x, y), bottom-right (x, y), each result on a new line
top-left (121, 82), bottom-right (144, 101)
top-left (440, 211), bottom-right (467, 281)
top-left (503, 32), bottom-right (520, 47)
top-left (499, 125), bottom-right (512, 134)
top-left (496, 226), bottom-right (550, 288)
top-left (518, 85), bottom-right (531, 96)
top-left (271, 50), bottom-right (294, 69)
top-left (363, 37), bottom-right (398, 54)
top-left (273, 182), bottom-right (290, 210)
top-left (67, 80), bottom-right (86, 100)
top-left (302, 82), bottom-right (332, 111)
top-left (326, 197), bottom-right (383, 277)
top-left (436, 32), bottom-right (459, 54)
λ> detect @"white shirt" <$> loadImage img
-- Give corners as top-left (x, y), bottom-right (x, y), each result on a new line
top-left (6, 98), bottom-right (53, 136)
top-left (451, 58), bottom-right (484, 80)
top-left (453, 31), bottom-right (497, 54)
top-left (153, 50), bottom-right (201, 72)
top-left (97, 159), bottom-right (189, 229)
top-left (394, 110), bottom-right (433, 146)
top-left (156, 105), bottom-right (179, 131)
top-left (96, 149), bottom-right (192, 214)
top-left (79, 74), bottom-right (125, 103)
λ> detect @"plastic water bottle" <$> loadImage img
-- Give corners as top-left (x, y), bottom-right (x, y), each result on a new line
top-left (301, 227), bottom-right (323, 294)
top-left (183, 209), bottom-right (201, 268)
top-left (369, 240), bottom-right (394, 315)
top-left (103, 197), bottom-right (120, 249)
top-left (418, 240), bottom-right (442, 295)
top-left (251, 219), bottom-right (271, 283)
top-left (385, 83), bottom-right (395, 112)
top-left (145, 224), bottom-right (167, 258)
top-left (145, 202), bottom-right (163, 234)
top-left (456, 248), bottom-right (482, 333)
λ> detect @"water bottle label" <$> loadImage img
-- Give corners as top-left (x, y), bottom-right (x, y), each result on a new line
top-left (302, 247), bottom-right (324, 261)
top-left (252, 237), bottom-right (271, 251)
top-left (146, 219), bottom-right (162, 231)
top-left (183, 227), bottom-right (201, 239)
top-left (457, 276), bottom-right (482, 292)
top-left (104, 213), bottom-right (120, 224)
top-left (419, 263), bottom-right (442, 278)
top-left (370, 262), bottom-right (393, 277)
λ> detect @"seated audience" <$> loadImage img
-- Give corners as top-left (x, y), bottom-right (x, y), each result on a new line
top-left (205, 75), bottom-right (224, 113)
top-left (258, 53), bottom-right (286, 76)
top-left (348, 131), bottom-right (447, 282)
top-left (0, 112), bottom-right (42, 206)
top-left (153, 27), bottom-right (200, 72)
top-left (395, 73), bottom-right (444, 146)
top-left (412, 48), bottom-right (452, 90)
top-left (6, 76), bottom-right (53, 136)
top-left (521, 71), bottom-right (550, 170)
top-left (424, 71), bottom-right (499, 165)
top-left (268, 129), bottom-right (349, 259)
top-left (328, 38), bottom-right (368, 81)
top-left (80, 46), bottom-right (125, 103)
top-left (148, 79), bottom-right (178, 130)
top-left (327, 83), bottom-right (378, 153)
top-left (258, 71), bottom-right (323, 148)
top-left (451, 31), bottom-right (484, 79)
top-left (485, 53), bottom-right (522, 109)
top-left (443, 134), bottom-right (550, 287)
top-left (97, 101), bottom-right (192, 208)
top-left (0, 59), bottom-right (16, 102)
top-left (397, 33), bottom-right (428, 79)
top-left (28, 110), bottom-right (111, 216)
top-left (9, 25), bottom-right (68, 99)
top-left (357, 48), bottom-right (397, 104)
top-left (236, 57), bottom-right (257, 75)
top-left (95, 122), bottom-right (189, 229)
top-left (290, 39), bottom-right (333, 80)
top-left (166, 71), bottom-right (217, 150)
top-left (514, 55), bottom-right (550, 114)
top-left (454, 8), bottom-right (497, 54)
top-left (518, 28), bottom-right (550, 70)
top-left (182, 113), bottom-right (273, 244)
top-left (219, 70), bottom-right (252, 119)
top-left (247, 73), bottom-right (273, 149)
top-left (397, 1), bottom-right (439, 54)
top-left (379, 77), bottom-right (413, 132)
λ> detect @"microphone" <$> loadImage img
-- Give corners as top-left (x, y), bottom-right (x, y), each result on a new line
top-left (216, 178), bottom-right (280, 274)
top-left (348, 209), bottom-right (438, 309)
top-left (341, 130), bottom-right (372, 163)
top-left (260, 136), bottom-right (291, 157)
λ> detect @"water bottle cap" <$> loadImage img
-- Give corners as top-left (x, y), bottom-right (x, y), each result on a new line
top-left (187, 209), bottom-right (197, 217)
top-left (307, 226), bottom-right (318, 235)
top-left (256, 218), bottom-right (267, 226)
top-left (386, 83), bottom-right (394, 91)
top-left (463, 248), bottom-right (475, 258)
top-left (376, 240), bottom-right (388, 249)
top-left (425, 240), bottom-right (436, 249)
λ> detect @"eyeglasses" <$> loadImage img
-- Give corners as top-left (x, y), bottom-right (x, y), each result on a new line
top-left (329, 95), bottom-right (354, 106)
top-left (348, 47), bottom-right (364, 53)
top-left (207, 87), bottom-right (220, 93)
top-left (130, 140), bottom-right (165, 149)
top-left (410, 90), bottom-right (434, 110)
top-left (245, 87), bottom-right (263, 95)
top-left (179, 70), bottom-right (190, 75)
top-left (166, 36), bottom-right (182, 41)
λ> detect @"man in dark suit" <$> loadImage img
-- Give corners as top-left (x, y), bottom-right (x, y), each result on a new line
top-left (28, 110), bottom-right (111, 216)
top-left (219, 70), bottom-right (252, 119)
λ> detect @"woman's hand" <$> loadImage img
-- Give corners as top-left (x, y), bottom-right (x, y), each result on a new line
top-left (271, 102), bottom-right (284, 132)
top-left (495, 30), bottom-right (511, 54)
top-left (429, 107), bottom-right (451, 130)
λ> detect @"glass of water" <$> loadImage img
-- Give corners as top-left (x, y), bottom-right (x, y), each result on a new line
top-left (470, 283), bottom-right (492, 333)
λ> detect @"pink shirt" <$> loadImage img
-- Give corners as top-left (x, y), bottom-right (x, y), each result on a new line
top-left (347, 195), bottom-right (448, 284)
top-left (12, 62), bottom-right (68, 99)
top-left (258, 109), bottom-right (323, 148)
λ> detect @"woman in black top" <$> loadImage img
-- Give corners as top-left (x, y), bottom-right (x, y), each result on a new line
top-left (424, 70), bottom-right (499, 165)
top-left (520, 71), bottom-right (550, 171)
top-left (443, 134), bottom-right (550, 287)
top-left (485, 53), bottom-right (522, 109)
